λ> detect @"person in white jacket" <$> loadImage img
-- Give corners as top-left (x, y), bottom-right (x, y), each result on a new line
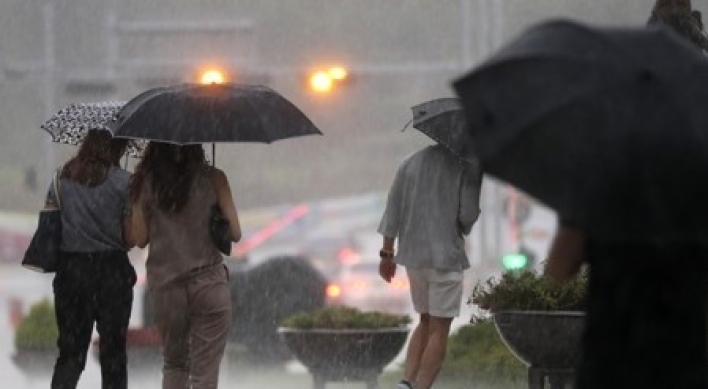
top-left (377, 144), bottom-right (482, 389)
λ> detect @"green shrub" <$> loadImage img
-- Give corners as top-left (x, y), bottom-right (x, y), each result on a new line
top-left (281, 306), bottom-right (411, 329)
top-left (440, 319), bottom-right (526, 384)
top-left (470, 270), bottom-right (587, 313)
top-left (14, 299), bottom-right (58, 351)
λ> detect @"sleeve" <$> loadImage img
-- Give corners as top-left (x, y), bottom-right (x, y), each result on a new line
top-left (458, 163), bottom-right (483, 236)
top-left (377, 162), bottom-right (406, 238)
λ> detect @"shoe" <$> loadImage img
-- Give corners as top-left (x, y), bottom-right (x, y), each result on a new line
top-left (396, 379), bottom-right (413, 389)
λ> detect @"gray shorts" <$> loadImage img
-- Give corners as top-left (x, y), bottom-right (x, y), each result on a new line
top-left (406, 267), bottom-right (464, 318)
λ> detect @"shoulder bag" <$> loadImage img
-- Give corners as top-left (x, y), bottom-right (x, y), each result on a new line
top-left (22, 169), bottom-right (62, 273)
top-left (209, 173), bottom-right (232, 256)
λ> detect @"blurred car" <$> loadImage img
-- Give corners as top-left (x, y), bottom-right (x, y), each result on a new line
top-left (325, 260), bottom-right (411, 315)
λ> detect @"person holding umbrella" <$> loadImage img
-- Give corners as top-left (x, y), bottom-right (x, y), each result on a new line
top-left (453, 19), bottom-right (708, 389)
top-left (114, 82), bottom-right (320, 388)
top-left (46, 130), bottom-right (136, 389)
top-left (125, 142), bottom-right (241, 389)
top-left (378, 98), bottom-right (483, 389)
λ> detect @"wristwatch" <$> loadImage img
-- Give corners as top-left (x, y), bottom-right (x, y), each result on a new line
top-left (379, 249), bottom-right (394, 259)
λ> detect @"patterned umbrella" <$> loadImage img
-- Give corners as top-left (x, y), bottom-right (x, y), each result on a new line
top-left (41, 101), bottom-right (145, 157)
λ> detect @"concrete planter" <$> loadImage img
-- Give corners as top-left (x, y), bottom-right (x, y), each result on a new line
top-left (494, 310), bottom-right (585, 389)
top-left (278, 327), bottom-right (409, 389)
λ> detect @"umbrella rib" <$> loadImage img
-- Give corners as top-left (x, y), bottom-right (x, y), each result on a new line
top-left (244, 92), bottom-right (274, 144)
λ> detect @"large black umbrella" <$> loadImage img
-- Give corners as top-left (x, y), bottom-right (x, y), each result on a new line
top-left (407, 97), bottom-right (479, 166)
top-left (109, 83), bottom-right (322, 144)
top-left (452, 19), bottom-right (708, 242)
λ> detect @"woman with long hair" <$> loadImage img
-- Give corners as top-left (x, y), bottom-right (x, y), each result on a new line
top-left (126, 142), bottom-right (241, 389)
top-left (49, 130), bottom-right (136, 389)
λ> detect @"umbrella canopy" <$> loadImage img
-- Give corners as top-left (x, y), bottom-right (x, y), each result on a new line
top-left (408, 97), bottom-right (479, 166)
top-left (41, 102), bottom-right (145, 157)
top-left (452, 19), bottom-right (708, 242)
top-left (109, 83), bottom-right (322, 144)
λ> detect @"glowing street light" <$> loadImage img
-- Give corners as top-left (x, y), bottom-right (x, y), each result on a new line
top-left (200, 69), bottom-right (226, 84)
top-left (309, 70), bottom-right (333, 93)
top-left (327, 66), bottom-right (348, 81)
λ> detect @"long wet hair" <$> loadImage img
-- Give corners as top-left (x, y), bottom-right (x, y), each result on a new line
top-left (61, 130), bottom-right (128, 187)
top-left (129, 142), bottom-right (207, 213)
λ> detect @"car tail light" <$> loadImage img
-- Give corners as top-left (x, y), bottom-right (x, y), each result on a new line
top-left (337, 247), bottom-right (361, 265)
top-left (391, 278), bottom-right (409, 290)
top-left (326, 283), bottom-right (342, 298)
top-left (350, 279), bottom-right (367, 290)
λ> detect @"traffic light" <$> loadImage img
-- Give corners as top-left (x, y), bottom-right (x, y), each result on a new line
top-left (501, 245), bottom-right (537, 272)
top-left (502, 253), bottom-right (528, 271)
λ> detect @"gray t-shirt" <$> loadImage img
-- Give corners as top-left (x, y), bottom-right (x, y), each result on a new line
top-left (46, 166), bottom-right (131, 252)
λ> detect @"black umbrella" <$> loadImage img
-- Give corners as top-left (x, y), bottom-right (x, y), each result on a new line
top-left (109, 83), bottom-right (322, 144)
top-left (41, 102), bottom-right (145, 157)
top-left (407, 97), bottom-right (479, 166)
top-left (452, 19), bottom-right (708, 242)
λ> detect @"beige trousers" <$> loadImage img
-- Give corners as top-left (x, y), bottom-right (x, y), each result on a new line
top-left (151, 264), bottom-right (232, 389)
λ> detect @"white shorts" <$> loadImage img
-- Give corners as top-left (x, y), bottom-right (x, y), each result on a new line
top-left (406, 267), bottom-right (464, 318)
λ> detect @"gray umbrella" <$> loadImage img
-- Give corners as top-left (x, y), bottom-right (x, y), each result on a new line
top-left (41, 101), bottom-right (145, 157)
top-left (407, 97), bottom-right (479, 167)
top-left (453, 19), bottom-right (708, 241)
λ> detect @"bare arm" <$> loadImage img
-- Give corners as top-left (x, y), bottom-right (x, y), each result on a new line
top-left (126, 193), bottom-right (150, 249)
top-left (379, 236), bottom-right (397, 283)
top-left (212, 168), bottom-right (242, 243)
top-left (544, 224), bottom-right (586, 281)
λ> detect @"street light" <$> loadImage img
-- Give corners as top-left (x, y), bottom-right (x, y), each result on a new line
top-left (327, 66), bottom-right (348, 81)
top-left (200, 69), bottom-right (226, 84)
top-left (309, 70), bottom-right (334, 93)
top-left (307, 66), bottom-right (349, 94)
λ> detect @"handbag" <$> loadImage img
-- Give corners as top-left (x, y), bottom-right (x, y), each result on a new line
top-left (208, 173), bottom-right (232, 256)
top-left (210, 204), bottom-right (232, 256)
top-left (22, 170), bottom-right (62, 273)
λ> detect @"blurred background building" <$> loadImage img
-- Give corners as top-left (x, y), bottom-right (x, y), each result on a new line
top-left (0, 0), bottom-right (688, 267)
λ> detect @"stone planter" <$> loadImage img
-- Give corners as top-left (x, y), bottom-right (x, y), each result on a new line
top-left (494, 310), bottom-right (585, 389)
top-left (278, 327), bottom-right (409, 389)
top-left (12, 349), bottom-right (57, 377)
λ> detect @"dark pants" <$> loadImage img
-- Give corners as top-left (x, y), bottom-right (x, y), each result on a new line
top-left (577, 242), bottom-right (708, 389)
top-left (51, 251), bottom-right (136, 389)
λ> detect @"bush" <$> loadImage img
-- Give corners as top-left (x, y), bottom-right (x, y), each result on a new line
top-left (14, 299), bottom-right (58, 351)
top-left (281, 306), bottom-right (411, 329)
top-left (440, 319), bottom-right (526, 385)
top-left (470, 270), bottom-right (587, 313)
top-left (230, 256), bottom-right (328, 364)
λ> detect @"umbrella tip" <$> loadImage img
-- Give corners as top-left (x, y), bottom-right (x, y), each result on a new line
top-left (401, 118), bottom-right (414, 132)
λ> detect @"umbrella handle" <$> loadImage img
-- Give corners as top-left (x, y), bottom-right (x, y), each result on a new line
top-left (212, 143), bottom-right (216, 166)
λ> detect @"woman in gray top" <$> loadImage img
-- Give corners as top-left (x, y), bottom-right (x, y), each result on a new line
top-left (48, 130), bottom-right (136, 389)
top-left (126, 142), bottom-right (241, 389)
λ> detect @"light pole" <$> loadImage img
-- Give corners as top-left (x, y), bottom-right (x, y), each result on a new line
top-left (41, 2), bottom-right (56, 185)
top-left (465, 0), bottom-right (507, 267)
